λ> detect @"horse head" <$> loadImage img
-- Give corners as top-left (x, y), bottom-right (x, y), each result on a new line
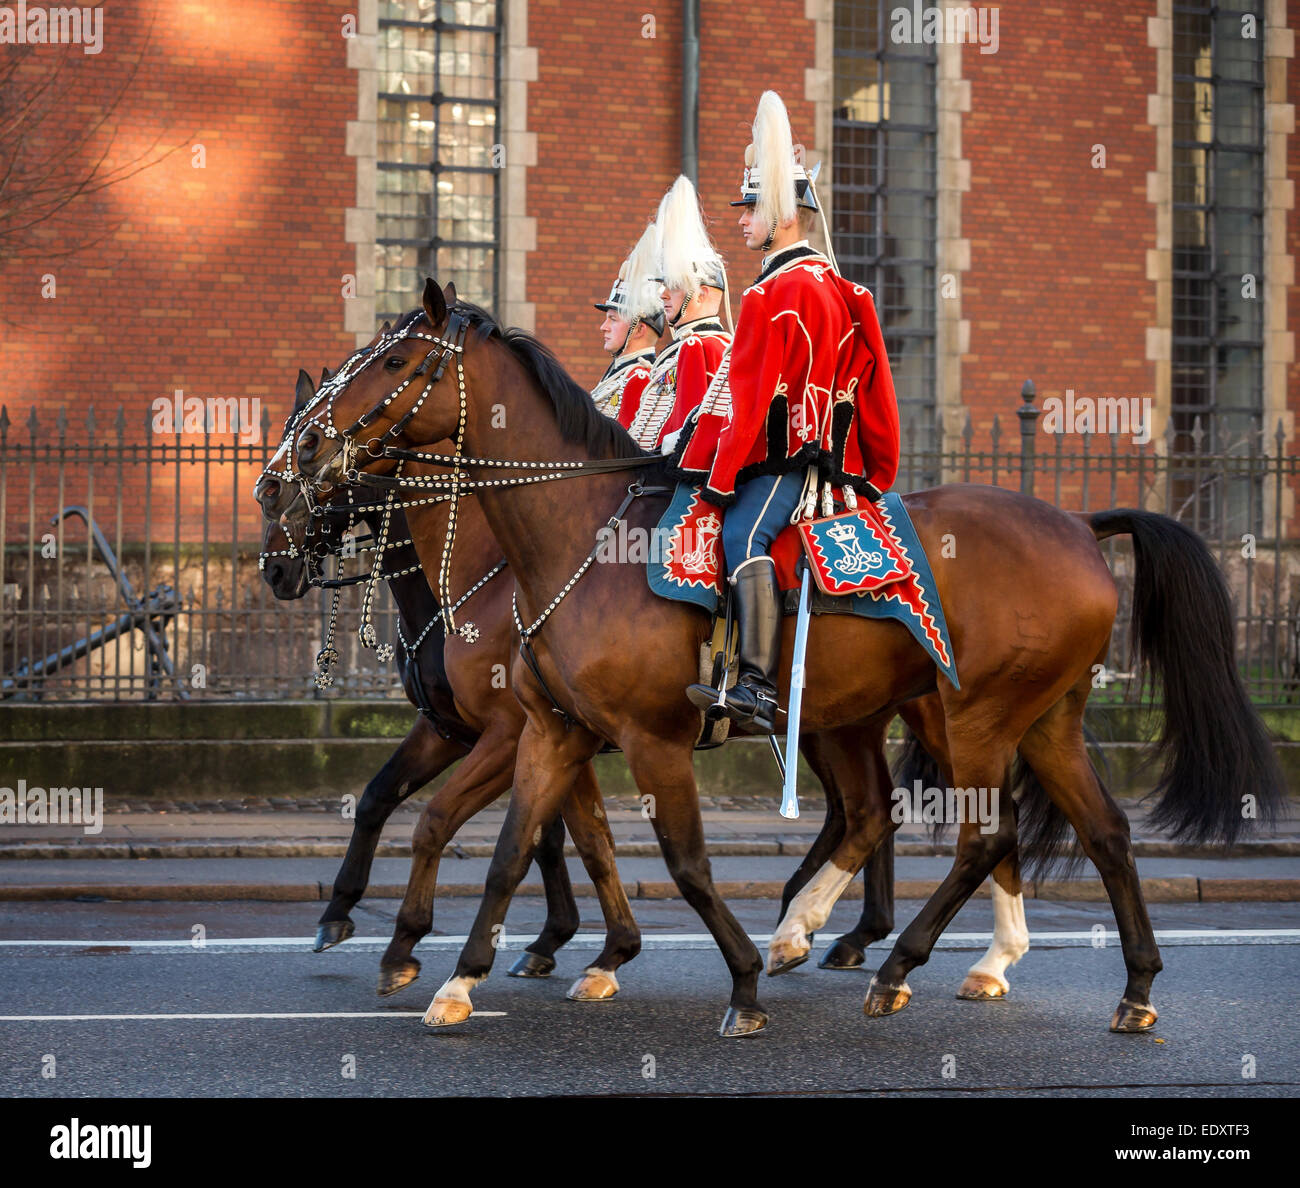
top-left (294, 278), bottom-right (478, 487)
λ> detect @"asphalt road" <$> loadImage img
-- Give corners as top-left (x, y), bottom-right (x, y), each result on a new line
top-left (2, 896), bottom-right (1298, 1097)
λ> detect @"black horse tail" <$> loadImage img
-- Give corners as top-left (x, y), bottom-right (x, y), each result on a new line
top-left (891, 729), bottom-right (947, 843)
top-left (893, 727), bottom-right (1091, 877)
top-left (1089, 508), bottom-right (1285, 845)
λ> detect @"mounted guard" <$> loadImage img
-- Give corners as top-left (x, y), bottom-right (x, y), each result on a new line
top-left (590, 224), bottom-right (664, 426)
top-left (623, 175), bottom-right (732, 452)
top-left (676, 90), bottom-right (901, 733)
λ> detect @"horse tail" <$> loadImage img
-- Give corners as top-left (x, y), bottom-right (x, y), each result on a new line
top-left (890, 727), bottom-right (948, 843)
top-left (1088, 508), bottom-right (1284, 844)
top-left (1014, 718), bottom-right (1113, 880)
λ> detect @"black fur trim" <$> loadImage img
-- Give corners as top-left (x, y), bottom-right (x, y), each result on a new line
top-left (830, 400), bottom-right (853, 476)
top-left (764, 394), bottom-right (788, 463)
top-left (699, 485), bottom-right (737, 508)
top-left (735, 439), bottom-right (821, 488)
top-left (663, 415), bottom-right (707, 485)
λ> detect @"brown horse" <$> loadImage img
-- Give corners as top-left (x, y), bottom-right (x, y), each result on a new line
top-left (276, 358), bottom-right (1041, 1005)
top-left (256, 370), bottom-right (642, 1001)
top-left (294, 281), bottom-right (1282, 1037)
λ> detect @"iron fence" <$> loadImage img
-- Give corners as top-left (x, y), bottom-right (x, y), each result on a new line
top-left (1, 385), bottom-right (1297, 704)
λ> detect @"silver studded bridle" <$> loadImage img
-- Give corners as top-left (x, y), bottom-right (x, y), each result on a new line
top-left (316, 302), bottom-right (666, 720)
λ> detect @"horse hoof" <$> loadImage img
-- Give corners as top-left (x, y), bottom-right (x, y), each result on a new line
top-left (767, 950), bottom-right (810, 977)
top-left (376, 960), bottom-right (420, 997)
top-left (508, 950), bottom-right (556, 978)
top-left (313, 919), bottom-right (355, 952)
top-left (567, 968), bottom-right (620, 1001)
top-left (1110, 998), bottom-right (1158, 1033)
top-left (422, 997), bottom-right (473, 1028)
top-left (818, 938), bottom-right (867, 970)
top-left (718, 1006), bottom-right (769, 1037)
top-left (766, 933), bottom-right (811, 976)
top-left (957, 971), bottom-right (1008, 1000)
top-left (864, 976), bottom-right (912, 1018)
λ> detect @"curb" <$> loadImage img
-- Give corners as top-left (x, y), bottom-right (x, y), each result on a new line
top-left (2, 838), bottom-right (1298, 861)
top-left (3, 877), bottom-right (1297, 903)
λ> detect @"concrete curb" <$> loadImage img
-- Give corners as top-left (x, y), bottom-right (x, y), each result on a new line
top-left (2, 877), bottom-right (1297, 903)
top-left (2, 838), bottom-right (1298, 861)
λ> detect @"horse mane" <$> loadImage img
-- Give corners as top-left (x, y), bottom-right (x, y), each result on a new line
top-left (453, 302), bottom-right (650, 461)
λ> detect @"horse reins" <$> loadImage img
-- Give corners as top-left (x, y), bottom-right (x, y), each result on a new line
top-left (314, 302), bottom-right (666, 722)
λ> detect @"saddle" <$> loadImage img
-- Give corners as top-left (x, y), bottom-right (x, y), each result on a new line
top-left (651, 484), bottom-right (961, 697)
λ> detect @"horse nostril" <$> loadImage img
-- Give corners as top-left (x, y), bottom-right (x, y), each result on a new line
top-left (258, 479), bottom-right (281, 507)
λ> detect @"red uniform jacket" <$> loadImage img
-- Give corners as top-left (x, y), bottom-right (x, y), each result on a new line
top-left (673, 246), bottom-right (900, 506)
top-left (625, 320), bottom-right (730, 450)
top-left (590, 350), bottom-right (655, 427)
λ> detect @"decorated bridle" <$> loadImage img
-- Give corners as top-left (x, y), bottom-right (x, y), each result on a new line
top-left (313, 300), bottom-right (663, 719)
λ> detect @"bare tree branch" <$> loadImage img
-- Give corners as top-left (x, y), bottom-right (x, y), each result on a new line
top-left (0, 2), bottom-right (189, 262)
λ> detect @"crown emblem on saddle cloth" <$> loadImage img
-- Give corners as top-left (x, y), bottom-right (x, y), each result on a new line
top-left (823, 519), bottom-right (884, 578)
top-left (678, 509), bottom-right (721, 575)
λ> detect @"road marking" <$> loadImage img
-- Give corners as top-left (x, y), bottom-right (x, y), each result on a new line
top-left (0, 1011), bottom-right (507, 1021)
top-left (1, 928), bottom-right (1298, 952)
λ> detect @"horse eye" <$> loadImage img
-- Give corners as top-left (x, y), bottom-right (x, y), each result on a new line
top-left (384, 356), bottom-right (406, 371)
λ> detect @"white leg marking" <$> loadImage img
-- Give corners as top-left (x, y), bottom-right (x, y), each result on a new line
top-left (963, 882), bottom-right (1030, 991)
top-left (581, 965), bottom-right (619, 991)
top-left (422, 973), bottom-right (482, 1025)
top-left (771, 863), bottom-right (855, 963)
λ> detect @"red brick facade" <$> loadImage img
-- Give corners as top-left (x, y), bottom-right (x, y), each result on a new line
top-left (0, 0), bottom-right (1295, 542)
top-left (0, 0), bottom-right (359, 538)
top-left (961, 4), bottom-right (1156, 432)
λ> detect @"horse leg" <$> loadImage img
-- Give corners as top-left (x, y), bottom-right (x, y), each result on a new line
top-left (769, 718), bottom-right (896, 976)
top-left (822, 693), bottom-right (949, 970)
top-left (779, 733), bottom-right (848, 922)
top-left (423, 716), bottom-right (600, 1027)
top-left (621, 731), bottom-right (767, 1037)
top-left (819, 836), bottom-right (895, 970)
top-left (316, 715), bottom-right (467, 951)
top-left (864, 722), bottom-right (1019, 1017)
top-left (781, 725), bottom-right (894, 972)
top-left (1016, 698), bottom-right (1162, 1032)
top-left (506, 812), bottom-right (578, 979)
top-left (956, 845), bottom-right (1030, 1001)
top-left (560, 762), bottom-right (642, 1002)
top-left (376, 721), bottom-right (518, 996)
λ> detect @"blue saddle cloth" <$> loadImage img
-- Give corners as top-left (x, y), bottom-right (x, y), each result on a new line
top-left (648, 484), bottom-right (959, 690)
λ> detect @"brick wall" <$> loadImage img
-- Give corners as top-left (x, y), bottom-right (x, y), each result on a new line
top-left (0, 0), bottom-right (358, 540)
top-left (525, 0), bottom-right (816, 384)
top-left (961, 3), bottom-right (1158, 454)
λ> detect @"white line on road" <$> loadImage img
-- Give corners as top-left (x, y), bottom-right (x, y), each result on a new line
top-left (1, 929), bottom-right (1298, 951)
top-left (0, 1011), bottom-right (507, 1021)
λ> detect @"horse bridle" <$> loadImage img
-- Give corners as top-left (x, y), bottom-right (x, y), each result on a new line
top-left (317, 303), bottom-right (662, 663)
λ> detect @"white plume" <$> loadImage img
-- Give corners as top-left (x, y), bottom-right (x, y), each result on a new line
top-left (655, 174), bottom-right (725, 293)
top-left (623, 222), bottom-right (663, 323)
top-left (753, 90), bottom-right (797, 230)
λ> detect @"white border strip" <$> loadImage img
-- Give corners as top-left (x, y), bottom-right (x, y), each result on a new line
top-left (2, 929), bottom-right (1299, 951)
top-left (0, 1011), bottom-right (506, 1021)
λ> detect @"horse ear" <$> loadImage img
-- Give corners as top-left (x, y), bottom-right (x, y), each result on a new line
top-left (382, 320), bottom-right (392, 332)
top-left (422, 276), bottom-right (447, 329)
top-left (442, 281), bottom-right (457, 309)
top-left (294, 368), bottom-right (315, 411)
top-left (319, 366), bottom-right (332, 385)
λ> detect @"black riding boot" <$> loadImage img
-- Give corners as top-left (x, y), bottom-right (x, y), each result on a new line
top-left (686, 558), bottom-right (782, 733)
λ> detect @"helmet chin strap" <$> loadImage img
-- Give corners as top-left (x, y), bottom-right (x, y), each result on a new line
top-left (669, 288), bottom-right (696, 329)
top-left (613, 314), bottom-right (642, 356)
top-left (760, 215), bottom-right (777, 253)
